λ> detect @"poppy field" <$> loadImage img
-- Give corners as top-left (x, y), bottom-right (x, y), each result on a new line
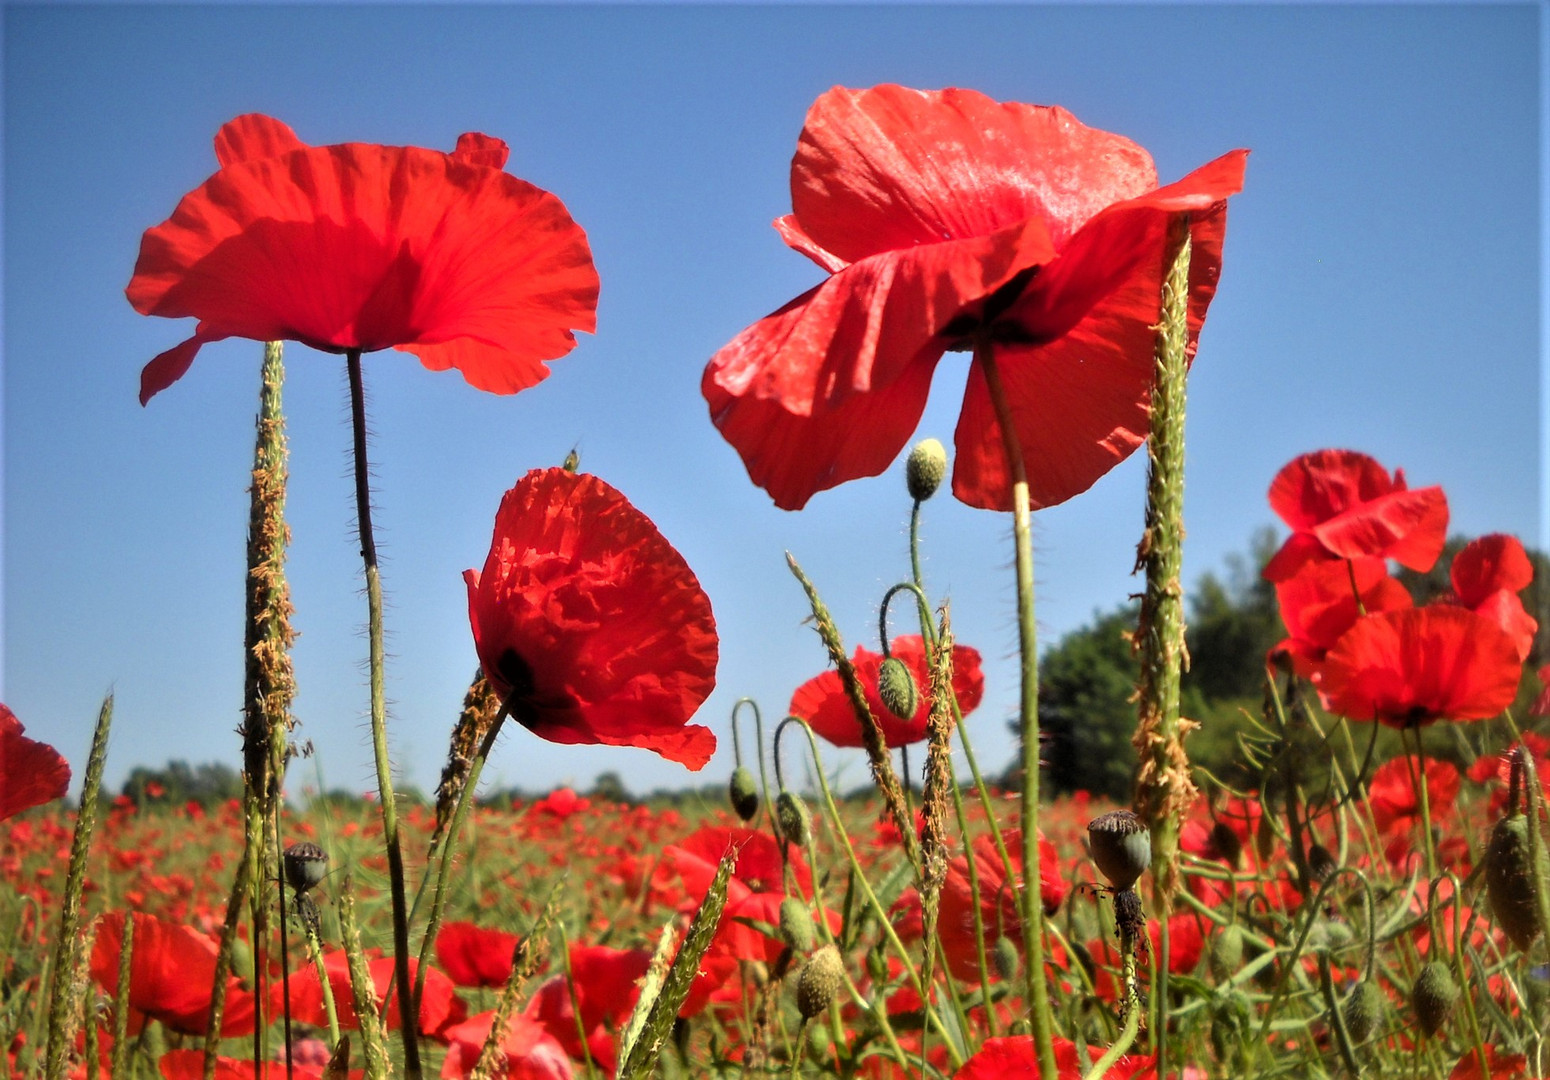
top-left (3, 83), bottom-right (1548, 1080)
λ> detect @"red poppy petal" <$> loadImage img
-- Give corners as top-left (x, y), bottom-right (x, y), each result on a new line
top-left (1311, 485), bottom-right (1448, 570)
top-left (951, 154), bottom-right (1242, 510)
top-left (1275, 558), bottom-right (1412, 656)
top-left (91, 913), bottom-right (255, 1037)
top-left (1452, 534), bottom-right (1534, 606)
top-left (435, 921), bottom-right (520, 988)
top-left (212, 114), bottom-right (307, 168)
top-left (139, 326), bottom-right (229, 406)
top-left (1471, 590), bottom-right (1538, 662)
top-left (0, 704), bottom-right (71, 820)
top-left (466, 469), bottom-right (718, 769)
top-left (1268, 450), bottom-right (1400, 532)
top-left (1262, 531), bottom-right (1339, 583)
top-left (789, 85), bottom-right (1156, 267)
top-left (791, 667), bottom-right (869, 748)
top-left (1320, 607), bottom-right (1522, 725)
top-left (452, 131), bottom-right (511, 170)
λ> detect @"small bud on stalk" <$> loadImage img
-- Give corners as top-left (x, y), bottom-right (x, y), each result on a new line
top-left (1342, 979), bottom-right (1385, 1043)
top-left (877, 657), bottom-right (919, 721)
top-left (776, 791), bottom-right (812, 848)
top-left (1411, 960), bottom-right (1459, 1037)
top-left (905, 438), bottom-right (947, 501)
top-left (728, 766), bottom-right (760, 822)
top-left (779, 897), bottom-right (817, 954)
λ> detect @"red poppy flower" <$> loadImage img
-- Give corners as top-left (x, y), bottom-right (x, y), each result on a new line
top-left (0, 703), bottom-right (70, 820)
top-left (523, 945), bottom-right (650, 1073)
top-left (464, 468), bottom-right (718, 770)
top-left (790, 635), bottom-right (984, 748)
top-left (702, 84), bottom-right (1247, 511)
top-left (438, 1011), bottom-right (573, 1080)
top-left (436, 920), bottom-right (523, 989)
top-left (1319, 607), bottom-right (1522, 726)
top-left (89, 912), bottom-right (256, 1037)
top-left (1262, 450), bottom-right (1448, 582)
top-left (1367, 755), bottom-right (1461, 838)
top-left (1270, 558), bottom-right (1412, 678)
top-left (1445, 534), bottom-right (1537, 661)
top-left (954, 1035), bottom-right (1173, 1079)
top-left (1448, 1045), bottom-right (1531, 1080)
top-left (157, 1050), bottom-right (358, 1080)
top-left (655, 825), bottom-right (809, 908)
top-left (273, 950), bottom-right (465, 1041)
top-left (130, 114), bottom-right (598, 405)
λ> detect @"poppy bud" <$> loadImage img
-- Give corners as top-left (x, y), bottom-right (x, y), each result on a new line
top-left (798, 945), bottom-right (844, 1019)
top-left (1307, 843), bottom-right (1338, 886)
top-left (1411, 961), bottom-right (1459, 1036)
top-left (1209, 820), bottom-right (1243, 867)
top-left (865, 943), bottom-right (887, 983)
top-left (777, 791), bottom-right (812, 848)
top-left (283, 841), bottom-right (329, 894)
top-left (1208, 924), bottom-right (1245, 981)
top-left (877, 657), bottom-right (919, 721)
top-left (905, 438), bottom-right (947, 501)
top-left (1255, 812), bottom-right (1278, 864)
top-left (992, 936), bottom-right (1020, 981)
top-left (729, 767), bottom-right (760, 822)
top-left (1087, 810), bottom-right (1151, 891)
top-left (1342, 978), bottom-right (1385, 1043)
top-left (779, 897), bottom-right (817, 954)
top-left (1485, 813), bottom-right (1548, 950)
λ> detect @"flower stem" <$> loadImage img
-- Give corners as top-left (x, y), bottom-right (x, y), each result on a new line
top-left (345, 348), bottom-right (420, 1079)
top-left (974, 338), bottom-right (1056, 1076)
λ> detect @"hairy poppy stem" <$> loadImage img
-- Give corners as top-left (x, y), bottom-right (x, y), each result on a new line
top-left (975, 339), bottom-right (1056, 1076)
top-left (345, 348), bottom-right (421, 1079)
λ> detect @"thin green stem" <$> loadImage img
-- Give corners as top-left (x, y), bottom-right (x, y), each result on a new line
top-left (346, 348), bottom-right (420, 1078)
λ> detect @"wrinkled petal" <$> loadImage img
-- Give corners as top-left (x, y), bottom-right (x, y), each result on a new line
top-left (91, 912), bottom-right (255, 1037)
top-left (213, 114), bottom-right (307, 168)
top-left (1452, 534), bottom-right (1534, 606)
top-left (0, 703), bottom-right (71, 820)
top-left (465, 469), bottom-right (717, 769)
top-left (1268, 449), bottom-right (1401, 531)
top-left (1272, 557), bottom-right (1413, 676)
top-left (1311, 485), bottom-right (1448, 570)
top-left (452, 132), bottom-right (511, 170)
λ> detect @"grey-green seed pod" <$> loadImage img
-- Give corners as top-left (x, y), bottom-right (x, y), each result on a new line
top-left (779, 897), bottom-right (817, 954)
top-left (283, 841), bottom-right (329, 894)
top-left (877, 657), bottom-right (919, 721)
top-left (728, 767), bottom-right (760, 822)
top-left (1087, 810), bottom-right (1151, 891)
top-left (1342, 978), bottom-right (1385, 1043)
top-left (905, 438), bottom-right (948, 501)
top-left (1412, 961), bottom-right (1459, 1036)
top-left (776, 791), bottom-right (812, 848)
top-left (992, 936), bottom-right (1020, 982)
top-left (1208, 923), bottom-right (1245, 981)
top-left (797, 945), bottom-right (844, 1019)
top-left (1486, 814), bottom-right (1548, 950)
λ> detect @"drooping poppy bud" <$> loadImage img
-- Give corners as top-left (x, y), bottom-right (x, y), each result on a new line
top-left (729, 767), bottom-right (760, 822)
top-left (1485, 814), bottom-right (1548, 951)
top-left (877, 657), bottom-right (919, 721)
top-left (992, 936), bottom-right (1020, 982)
top-left (1411, 961), bottom-right (1459, 1036)
top-left (1342, 979), bottom-right (1385, 1043)
top-left (779, 897), bottom-right (817, 955)
top-left (777, 791), bottom-right (812, 848)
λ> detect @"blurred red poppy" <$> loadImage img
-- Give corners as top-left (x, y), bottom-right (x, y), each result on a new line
top-left (954, 1035), bottom-right (1176, 1079)
top-left (790, 635), bottom-right (984, 748)
top-left (436, 920), bottom-right (523, 989)
top-left (1319, 607), bottom-right (1521, 726)
top-left (1447, 1045), bottom-right (1530, 1080)
top-left (157, 1050), bottom-right (359, 1080)
top-left (1270, 558), bottom-right (1412, 678)
top-left (464, 468), bottom-right (718, 770)
top-left (702, 84), bottom-right (1247, 511)
top-left (1262, 450), bottom-right (1448, 582)
top-left (130, 114), bottom-right (598, 405)
top-left (1367, 755), bottom-right (1461, 838)
top-left (1445, 534), bottom-right (1537, 661)
top-left (438, 1011), bottom-right (573, 1080)
top-left (524, 944), bottom-right (650, 1073)
top-left (0, 703), bottom-right (70, 820)
top-left (89, 912), bottom-right (256, 1037)
top-left (274, 950), bottom-right (465, 1041)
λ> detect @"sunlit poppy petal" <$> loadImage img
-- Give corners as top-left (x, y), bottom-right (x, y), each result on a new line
top-left (90, 912), bottom-right (255, 1037)
top-left (436, 921), bottom-right (522, 989)
top-left (0, 703), bottom-right (71, 821)
top-left (465, 468), bottom-right (718, 769)
top-left (1271, 558), bottom-right (1412, 678)
top-left (789, 635), bottom-right (983, 748)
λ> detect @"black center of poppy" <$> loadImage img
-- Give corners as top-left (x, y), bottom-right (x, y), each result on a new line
top-left (1400, 705), bottom-right (1433, 728)
top-left (939, 266), bottom-right (1044, 350)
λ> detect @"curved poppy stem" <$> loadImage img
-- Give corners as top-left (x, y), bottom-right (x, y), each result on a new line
top-left (345, 348), bottom-right (421, 1079)
top-left (974, 338), bottom-right (1056, 1076)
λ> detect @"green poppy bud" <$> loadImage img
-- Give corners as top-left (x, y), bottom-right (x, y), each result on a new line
top-left (728, 767), bottom-right (760, 822)
top-left (992, 936), bottom-right (1020, 982)
top-left (906, 438), bottom-right (948, 501)
top-left (1411, 960), bottom-right (1459, 1036)
top-left (1342, 978), bottom-right (1385, 1043)
top-left (1486, 813), bottom-right (1548, 950)
top-left (877, 657), bottom-right (919, 720)
top-left (779, 896), bottom-right (817, 954)
top-left (776, 791), bottom-right (812, 848)
top-left (1209, 923), bottom-right (1245, 981)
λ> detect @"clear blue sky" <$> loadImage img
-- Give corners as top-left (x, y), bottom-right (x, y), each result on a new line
top-left (2, 4), bottom-right (1539, 801)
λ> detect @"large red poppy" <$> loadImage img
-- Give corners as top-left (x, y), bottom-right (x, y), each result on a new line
top-left (1446, 534), bottom-right (1538, 662)
top-left (436, 920), bottom-right (523, 989)
top-left (1262, 450), bottom-right (1448, 582)
top-left (789, 635), bottom-right (983, 748)
top-left (0, 703), bottom-right (70, 820)
top-left (89, 912), bottom-right (256, 1037)
top-left (702, 84), bottom-right (1247, 511)
top-left (1270, 557), bottom-right (1412, 678)
top-left (464, 468), bottom-right (718, 769)
top-left (273, 949), bottom-right (465, 1041)
top-left (438, 1011), bottom-right (573, 1080)
top-left (129, 114), bottom-right (598, 405)
top-left (1319, 607), bottom-right (1522, 727)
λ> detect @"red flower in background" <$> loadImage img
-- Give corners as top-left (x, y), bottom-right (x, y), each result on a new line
top-left (954, 1035), bottom-right (1181, 1079)
top-left (1263, 450), bottom-right (1448, 582)
top-left (524, 945), bottom-right (651, 1073)
top-left (1270, 558), bottom-right (1412, 679)
top-left (702, 84), bottom-right (1246, 511)
top-left (157, 1050), bottom-right (361, 1080)
top-left (274, 950), bottom-right (464, 1041)
top-left (89, 912), bottom-right (256, 1037)
top-left (790, 636), bottom-right (984, 748)
top-left (1446, 534), bottom-right (1538, 661)
top-left (0, 704), bottom-right (70, 820)
top-left (1367, 755), bottom-right (1461, 838)
top-left (1319, 607), bottom-right (1521, 727)
top-left (436, 920), bottom-right (523, 989)
top-left (129, 114), bottom-right (598, 404)
top-left (438, 1012), bottom-right (573, 1080)
top-left (464, 468), bottom-right (718, 770)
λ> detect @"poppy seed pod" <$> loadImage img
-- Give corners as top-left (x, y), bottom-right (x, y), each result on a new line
top-left (729, 767), bottom-right (760, 822)
top-left (1342, 978), bottom-right (1385, 1043)
top-left (1486, 813), bottom-right (1548, 950)
top-left (905, 438), bottom-right (948, 501)
top-left (1411, 961), bottom-right (1459, 1036)
top-left (282, 841), bottom-right (329, 894)
top-left (776, 791), bottom-right (812, 848)
top-left (1088, 810), bottom-right (1151, 891)
top-left (779, 897), bottom-right (817, 955)
top-left (992, 936), bottom-right (1020, 982)
top-left (877, 657), bottom-right (919, 721)
top-left (798, 945), bottom-right (844, 1019)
